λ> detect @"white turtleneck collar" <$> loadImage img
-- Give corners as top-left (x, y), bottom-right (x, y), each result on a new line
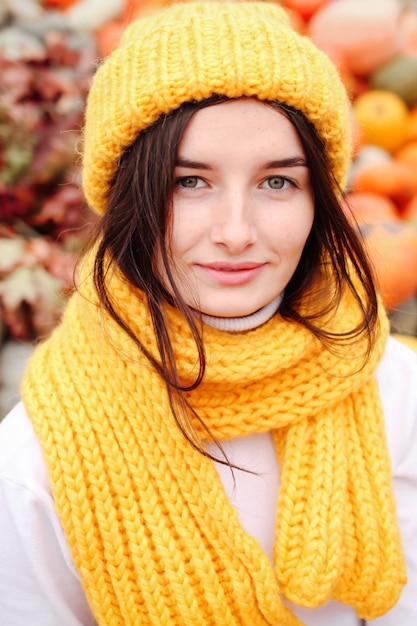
top-left (200, 294), bottom-right (283, 333)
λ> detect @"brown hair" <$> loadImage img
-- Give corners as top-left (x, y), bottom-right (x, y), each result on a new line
top-left (86, 96), bottom-right (379, 463)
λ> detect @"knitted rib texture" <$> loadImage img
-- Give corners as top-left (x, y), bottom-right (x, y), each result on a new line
top-left (21, 263), bottom-right (406, 626)
top-left (82, 1), bottom-right (351, 214)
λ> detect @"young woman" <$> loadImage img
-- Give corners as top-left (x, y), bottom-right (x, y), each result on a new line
top-left (0, 2), bottom-right (416, 625)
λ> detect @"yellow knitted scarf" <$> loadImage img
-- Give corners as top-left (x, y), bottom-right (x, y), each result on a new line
top-left (21, 265), bottom-right (406, 626)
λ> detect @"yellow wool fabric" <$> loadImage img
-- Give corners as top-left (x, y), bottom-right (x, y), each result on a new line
top-left (21, 264), bottom-right (406, 626)
top-left (82, 1), bottom-right (351, 214)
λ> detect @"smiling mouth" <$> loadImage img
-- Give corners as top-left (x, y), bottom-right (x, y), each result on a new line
top-left (202, 263), bottom-right (263, 271)
top-left (197, 263), bottom-right (265, 285)
top-left (215, 267), bottom-right (254, 271)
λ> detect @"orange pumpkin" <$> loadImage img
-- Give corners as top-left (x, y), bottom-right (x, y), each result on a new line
top-left (351, 159), bottom-right (417, 206)
top-left (360, 221), bottom-right (417, 310)
top-left (342, 191), bottom-right (399, 226)
top-left (352, 89), bottom-right (410, 153)
top-left (283, 0), bottom-right (331, 22)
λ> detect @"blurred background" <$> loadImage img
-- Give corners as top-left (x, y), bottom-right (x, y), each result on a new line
top-left (1, 0), bottom-right (417, 419)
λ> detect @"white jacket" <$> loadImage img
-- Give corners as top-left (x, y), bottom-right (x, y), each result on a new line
top-left (0, 336), bottom-right (416, 626)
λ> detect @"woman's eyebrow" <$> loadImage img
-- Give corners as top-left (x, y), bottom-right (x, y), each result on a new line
top-left (175, 157), bottom-right (214, 170)
top-left (264, 157), bottom-right (308, 168)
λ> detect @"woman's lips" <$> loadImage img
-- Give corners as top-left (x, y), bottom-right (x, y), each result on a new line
top-left (196, 262), bottom-right (265, 286)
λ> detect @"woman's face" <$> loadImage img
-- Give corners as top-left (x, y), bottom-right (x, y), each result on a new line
top-left (159, 98), bottom-right (314, 318)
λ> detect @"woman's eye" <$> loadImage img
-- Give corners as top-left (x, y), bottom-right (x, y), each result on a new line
top-left (265, 176), bottom-right (287, 190)
top-left (176, 176), bottom-right (202, 188)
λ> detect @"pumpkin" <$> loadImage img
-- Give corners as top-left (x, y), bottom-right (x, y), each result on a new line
top-left (351, 159), bottom-right (417, 206)
top-left (360, 221), bottom-right (417, 310)
top-left (283, 0), bottom-right (330, 22)
top-left (369, 55), bottom-right (417, 108)
top-left (352, 89), bottom-right (410, 153)
top-left (342, 191), bottom-right (399, 226)
top-left (308, 0), bottom-right (403, 76)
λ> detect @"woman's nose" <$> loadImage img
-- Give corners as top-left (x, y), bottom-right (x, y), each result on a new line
top-left (210, 190), bottom-right (257, 253)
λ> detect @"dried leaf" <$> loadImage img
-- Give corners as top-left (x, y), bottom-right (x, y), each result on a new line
top-left (0, 265), bottom-right (65, 340)
top-left (0, 238), bottom-right (25, 276)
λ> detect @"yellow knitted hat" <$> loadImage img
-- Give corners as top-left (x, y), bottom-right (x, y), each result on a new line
top-left (82, 1), bottom-right (351, 214)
